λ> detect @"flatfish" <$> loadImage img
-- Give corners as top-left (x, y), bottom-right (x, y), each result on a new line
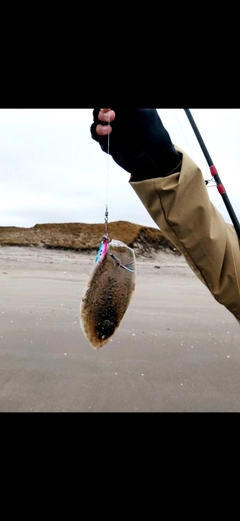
top-left (80, 238), bottom-right (136, 349)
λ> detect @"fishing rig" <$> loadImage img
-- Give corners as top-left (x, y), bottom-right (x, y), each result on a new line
top-left (95, 110), bottom-right (135, 273)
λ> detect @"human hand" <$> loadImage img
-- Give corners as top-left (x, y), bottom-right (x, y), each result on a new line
top-left (90, 108), bottom-right (181, 178)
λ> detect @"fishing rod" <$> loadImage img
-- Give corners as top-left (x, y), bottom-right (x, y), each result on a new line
top-left (184, 108), bottom-right (240, 241)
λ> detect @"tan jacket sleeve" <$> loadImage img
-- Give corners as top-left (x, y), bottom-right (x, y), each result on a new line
top-left (129, 146), bottom-right (240, 324)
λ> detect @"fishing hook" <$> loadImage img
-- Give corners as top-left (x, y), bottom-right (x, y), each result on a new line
top-left (109, 253), bottom-right (135, 273)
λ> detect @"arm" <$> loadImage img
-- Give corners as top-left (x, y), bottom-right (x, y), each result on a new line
top-left (91, 109), bottom-right (240, 323)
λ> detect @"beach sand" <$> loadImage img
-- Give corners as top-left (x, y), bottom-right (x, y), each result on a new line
top-left (0, 245), bottom-right (239, 412)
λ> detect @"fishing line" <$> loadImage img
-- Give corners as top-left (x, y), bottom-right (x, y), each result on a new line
top-left (173, 109), bottom-right (195, 159)
top-left (173, 109), bottom-right (213, 187)
top-left (103, 109), bottom-right (111, 238)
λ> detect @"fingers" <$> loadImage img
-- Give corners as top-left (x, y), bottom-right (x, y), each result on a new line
top-left (96, 109), bottom-right (115, 136)
top-left (98, 109), bottom-right (115, 122)
top-left (96, 124), bottom-right (112, 136)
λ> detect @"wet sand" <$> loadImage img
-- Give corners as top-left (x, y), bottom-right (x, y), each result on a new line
top-left (0, 245), bottom-right (240, 412)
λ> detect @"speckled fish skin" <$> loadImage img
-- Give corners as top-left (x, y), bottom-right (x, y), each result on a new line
top-left (80, 240), bottom-right (136, 349)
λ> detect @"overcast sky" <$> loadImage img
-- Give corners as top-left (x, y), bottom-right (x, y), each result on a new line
top-left (0, 108), bottom-right (239, 230)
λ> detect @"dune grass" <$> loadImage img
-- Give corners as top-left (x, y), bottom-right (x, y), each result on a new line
top-left (0, 221), bottom-right (180, 256)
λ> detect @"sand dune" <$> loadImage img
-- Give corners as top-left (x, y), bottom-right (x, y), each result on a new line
top-left (0, 220), bottom-right (179, 256)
